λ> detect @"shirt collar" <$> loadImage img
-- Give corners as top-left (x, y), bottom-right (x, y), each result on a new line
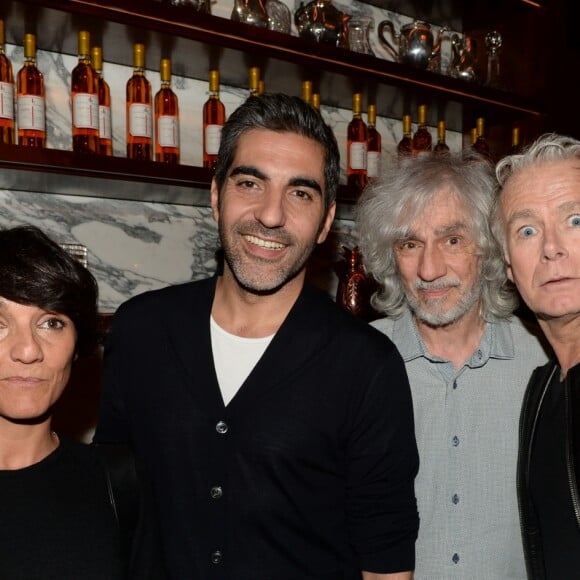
top-left (391, 308), bottom-right (516, 367)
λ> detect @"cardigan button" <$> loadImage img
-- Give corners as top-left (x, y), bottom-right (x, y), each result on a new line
top-left (211, 550), bottom-right (222, 564)
top-left (210, 486), bottom-right (223, 499)
top-left (216, 421), bottom-right (228, 434)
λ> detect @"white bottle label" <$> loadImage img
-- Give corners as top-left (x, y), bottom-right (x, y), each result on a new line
top-left (157, 115), bottom-right (179, 148)
top-left (129, 103), bottom-right (152, 138)
top-left (367, 151), bottom-right (381, 178)
top-left (73, 93), bottom-right (99, 130)
top-left (99, 105), bottom-right (112, 140)
top-left (349, 141), bottom-right (367, 170)
top-left (0, 82), bottom-right (15, 120)
top-left (204, 124), bottom-right (222, 155)
top-left (17, 94), bottom-right (45, 131)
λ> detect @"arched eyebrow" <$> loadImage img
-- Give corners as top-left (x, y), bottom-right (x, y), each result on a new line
top-left (229, 165), bottom-right (266, 180)
top-left (288, 177), bottom-right (322, 196)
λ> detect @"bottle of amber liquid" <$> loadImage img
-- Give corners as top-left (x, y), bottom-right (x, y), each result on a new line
top-left (397, 114), bottom-right (413, 160)
top-left (154, 58), bottom-right (180, 164)
top-left (0, 19), bottom-right (15, 145)
top-left (71, 30), bottom-right (98, 154)
top-left (433, 120), bottom-right (450, 155)
top-left (17, 33), bottom-right (45, 148)
top-left (472, 116), bottom-right (492, 162)
top-left (301, 80), bottom-right (312, 105)
top-left (248, 66), bottom-right (260, 97)
top-left (346, 92), bottom-right (368, 195)
top-left (336, 246), bottom-right (377, 321)
top-left (412, 104), bottom-right (432, 156)
top-left (126, 43), bottom-right (152, 161)
top-left (366, 104), bottom-right (382, 181)
top-left (203, 69), bottom-right (225, 170)
top-left (91, 46), bottom-right (112, 156)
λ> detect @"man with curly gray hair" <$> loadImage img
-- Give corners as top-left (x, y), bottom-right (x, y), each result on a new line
top-left (356, 151), bottom-right (549, 580)
top-left (493, 133), bottom-right (580, 579)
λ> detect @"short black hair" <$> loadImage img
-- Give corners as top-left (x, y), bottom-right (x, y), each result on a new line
top-left (213, 93), bottom-right (340, 211)
top-left (0, 225), bottom-right (99, 356)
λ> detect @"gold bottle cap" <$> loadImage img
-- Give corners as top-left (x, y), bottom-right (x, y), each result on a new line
top-left (367, 104), bottom-right (377, 125)
top-left (209, 69), bottom-right (220, 92)
top-left (352, 92), bottom-right (362, 114)
top-left (78, 30), bottom-right (90, 56)
top-left (23, 33), bottom-right (36, 59)
top-left (248, 66), bottom-right (260, 93)
top-left (160, 58), bottom-right (171, 83)
top-left (470, 127), bottom-right (478, 144)
top-left (301, 80), bottom-right (312, 104)
top-left (91, 46), bottom-right (102, 71)
top-left (0, 19), bottom-right (5, 45)
top-left (418, 104), bottom-right (428, 125)
top-left (512, 125), bottom-right (520, 147)
top-left (476, 116), bottom-right (485, 136)
top-left (402, 114), bottom-right (412, 134)
top-left (311, 93), bottom-right (320, 111)
top-left (133, 43), bottom-right (145, 69)
top-left (437, 120), bottom-right (446, 139)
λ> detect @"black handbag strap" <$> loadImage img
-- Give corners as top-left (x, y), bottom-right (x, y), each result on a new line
top-left (92, 443), bottom-right (140, 559)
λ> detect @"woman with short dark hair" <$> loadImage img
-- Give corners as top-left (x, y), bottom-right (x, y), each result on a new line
top-left (0, 225), bottom-right (166, 579)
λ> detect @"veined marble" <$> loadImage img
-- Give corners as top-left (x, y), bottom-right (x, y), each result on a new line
top-left (2, 2), bottom-right (463, 312)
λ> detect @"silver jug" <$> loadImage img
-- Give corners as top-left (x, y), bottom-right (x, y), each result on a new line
top-left (294, 0), bottom-right (351, 49)
top-left (378, 19), bottom-right (438, 69)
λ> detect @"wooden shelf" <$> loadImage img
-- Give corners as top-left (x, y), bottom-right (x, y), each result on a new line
top-left (0, 144), bottom-right (358, 215)
top-left (4, 0), bottom-right (544, 131)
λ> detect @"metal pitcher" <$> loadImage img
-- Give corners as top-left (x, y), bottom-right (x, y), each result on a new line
top-left (294, 0), bottom-right (350, 49)
top-left (378, 19), bottom-right (437, 69)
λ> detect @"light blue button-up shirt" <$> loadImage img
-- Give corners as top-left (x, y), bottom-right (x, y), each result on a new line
top-left (372, 310), bottom-right (549, 580)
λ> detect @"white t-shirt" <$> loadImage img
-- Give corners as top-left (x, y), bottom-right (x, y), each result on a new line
top-left (210, 316), bottom-right (275, 406)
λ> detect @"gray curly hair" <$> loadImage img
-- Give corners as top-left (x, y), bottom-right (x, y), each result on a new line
top-left (491, 132), bottom-right (580, 253)
top-left (355, 151), bottom-right (517, 319)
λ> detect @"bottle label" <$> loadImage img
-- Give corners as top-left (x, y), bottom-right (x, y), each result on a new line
top-left (367, 151), bottom-right (381, 178)
top-left (73, 93), bottom-right (99, 130)
top-left (157, 115), bottom-right (179, 148)
top-left (17, 95), bottom-right (45, 131)
top-left (129, 103), bottom-right (153, 138)
top-left (349, 141), bottom-right (367, 170)
top-left (99, 105), bottom-right (112, 140)
top-left (205, 124), bottom-right (223, 155)
top-left (0, 82), bottom-right (15, 120)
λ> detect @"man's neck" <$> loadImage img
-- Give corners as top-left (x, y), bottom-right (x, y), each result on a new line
top-left (211, 268), bottom-right (304, 338)
top-left (414, 305), bottom-right (486, 369)
top-left (538, 314), bottom-right (580, 376)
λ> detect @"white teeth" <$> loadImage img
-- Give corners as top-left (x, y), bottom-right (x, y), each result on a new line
top-left (244, 235), bottom-right (285, 249)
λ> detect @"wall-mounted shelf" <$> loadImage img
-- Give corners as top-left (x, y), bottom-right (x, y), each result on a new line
top-left (4, 0), bottom-right (544, 132)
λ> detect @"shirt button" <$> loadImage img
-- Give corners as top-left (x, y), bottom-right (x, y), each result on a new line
top-left (211, 550), bottom-right (222, 564)
top-left (452, 493), bottom-right (460, 505)
top-left (453, 380), bottom-right (458, 390)
top-left (477, 349), bottom-right (483, 359)
top-left (216, 421), bottom-right (228, 434)
top-left (210, 486), bottom-right (223, 499)
top-left (452, 553), bottom-right (460, 564)
top-left (452, 435), bottom-right (460, 447)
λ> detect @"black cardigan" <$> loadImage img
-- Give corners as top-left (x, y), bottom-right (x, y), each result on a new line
top-left (95, 277), bottom-right (419, 579)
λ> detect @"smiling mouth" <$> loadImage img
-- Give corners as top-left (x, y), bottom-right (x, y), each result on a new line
top-left (243, 234), bottom-right (286, 250)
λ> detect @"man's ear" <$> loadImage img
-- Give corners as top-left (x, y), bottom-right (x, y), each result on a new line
top-left (317, 201), bottom-right (336, 245)
top-left (210, 179), bottom-right (219, 222)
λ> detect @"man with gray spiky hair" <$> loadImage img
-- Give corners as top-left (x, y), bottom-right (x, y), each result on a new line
top-left (356, 151), bottom-right (549, 580)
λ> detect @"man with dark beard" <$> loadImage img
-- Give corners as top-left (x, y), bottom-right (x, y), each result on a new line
top-left (95, 94), bottom-right (419, 580)
top-left (356, 151), bottom-right (549, 580)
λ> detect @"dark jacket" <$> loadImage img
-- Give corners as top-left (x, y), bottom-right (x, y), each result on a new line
top-left (95, 277), bottom-right (419, 580)
top-left (517, 360), bottom-right (580, 579)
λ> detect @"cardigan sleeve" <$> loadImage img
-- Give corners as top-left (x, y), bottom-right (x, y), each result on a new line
top-left (345, 344), bottom-right (419, 573)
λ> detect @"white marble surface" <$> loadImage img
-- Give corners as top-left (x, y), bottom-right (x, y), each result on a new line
top-left (2, 2), bottom-right (463, 311)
